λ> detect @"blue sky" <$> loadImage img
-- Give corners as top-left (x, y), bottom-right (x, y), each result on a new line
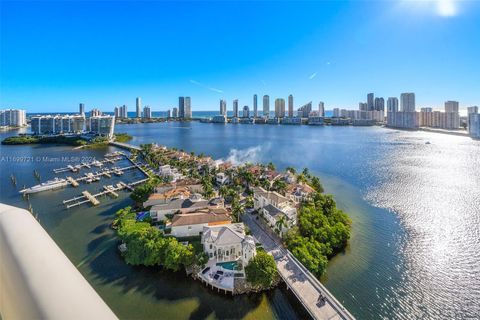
top-left (1, 0), bottom-right (479, 113)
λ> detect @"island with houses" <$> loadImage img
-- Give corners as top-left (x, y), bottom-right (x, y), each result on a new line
top-left (114, 143), bottom-right (352, 299)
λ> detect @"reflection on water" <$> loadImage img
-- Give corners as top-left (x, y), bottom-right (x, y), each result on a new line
top-left (1, 123), bottom-right (479, 319)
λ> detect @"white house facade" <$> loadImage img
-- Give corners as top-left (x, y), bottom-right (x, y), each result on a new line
top-left (201, 223), bottom-right (256, 266)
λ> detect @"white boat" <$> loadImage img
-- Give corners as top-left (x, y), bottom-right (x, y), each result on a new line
top-left (20, 178), bottom-right (68, 194)
top-left (92, 160), bottom-right (103, 167)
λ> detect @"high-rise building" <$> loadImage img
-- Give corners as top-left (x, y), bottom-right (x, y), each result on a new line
top-left (90, 108), bottom-right (103, 117)
top-left (178, 97), bottom-right (185, 118)
top-left (0, 109), bottom-right (27, 127)
top-left (318, 101), bottom-right (325, 117)
top-left (468, 108), bottom-right (480, 138)
top-left (275, 98), bottom-right (286, 118)
top-left (167, 109), bottom-right (172, 118)
top-left (116, 105), bottom-right (127, 118)
top-left (367, 93), bottom-right (374, 111)
top-left (184, 97), bottom-right (192, 118)
top-left (88, 115), bottom-right (115, 138)
top-left (219, 99), bottom-right (227, 116)
top-left (79, 103), bottom-right (85, 115)
top-left (253, 94), bottom-right (258, 118)
top-left (288, 95), bottom-right (294, 118)
top-left (359, 103), bottom-right (368, 111)
top-left (31, 115), bottom-right (86, 135)
top-left (233, 99), bottom-right (239, 118)
top-left (143, 106), bottom-right (152, 119)
top-left (467, 106), bottom-right (478, 115)
top-left (136, 97), bottom-right (141, 118)
top-left (172, 107), bottom-right (178, 118)
top-left (297, 102), bottom-right (312, 118)
top-left (242, 106), bottom-right (250, 118)
top-left (387, 97), bottom-right (399, 112)
top-left (263, 95), bottom-right (270, 118)
top-left (374, 97), bottom-right (385, 111)
top-left (444, 101), bottom-right (459, 113)
top-left (400, 93), bottom-right (416, 112)
top-left (444, 100), bottom-right (460, 129)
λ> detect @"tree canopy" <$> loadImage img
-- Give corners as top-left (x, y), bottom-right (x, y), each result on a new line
top-left (245, 251), bottom-right (278, 288)
top-left (115, 207), bottom-right (198, 271)
top-left (285, 192), bottom-right (351, 277)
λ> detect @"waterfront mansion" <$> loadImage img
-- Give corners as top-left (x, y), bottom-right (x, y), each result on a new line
top-left (201, 223), bottom-right (256, 266)
top-left (252, 186), bottom-right (298, 235)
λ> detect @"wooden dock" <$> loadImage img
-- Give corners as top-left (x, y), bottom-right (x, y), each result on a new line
top-left (63, 178), bottom-right (148, 209)
top-left (67, 177), bottom-right (79, 187)
top-left (82, 191), bottom-right (100, 206)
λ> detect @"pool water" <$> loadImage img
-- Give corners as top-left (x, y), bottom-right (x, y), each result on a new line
top-left (216, 261), bottom-right (237, 270)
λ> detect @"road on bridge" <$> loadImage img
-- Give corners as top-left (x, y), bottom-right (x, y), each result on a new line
top-left (242, 213), bottom-right (355, 320)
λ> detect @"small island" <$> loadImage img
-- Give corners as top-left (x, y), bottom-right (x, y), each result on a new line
top-left (1, 132), bottom-right (132, 148)
top-left (113, 143), bottom-right (351, 294)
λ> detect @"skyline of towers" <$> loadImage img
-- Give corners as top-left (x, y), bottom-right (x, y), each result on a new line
top-left (136, 97), bottom-right (141, 118)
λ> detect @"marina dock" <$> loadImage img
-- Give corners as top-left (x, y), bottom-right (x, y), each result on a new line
top-left (53, 156), bottom-right (122, 173)
top-left (63, 178), bottom-right (149, 208)
top-left (67, 176), bottom-right (79, 187)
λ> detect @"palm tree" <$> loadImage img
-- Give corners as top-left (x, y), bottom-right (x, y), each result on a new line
top-left (231, 199), bottom-right (244, 223)
top-left (286, 166), bottom-right (296, 175)
top-left (275, 215), bottom-right (288, 236)
top-left (267, 162), bottom-right (276, 171)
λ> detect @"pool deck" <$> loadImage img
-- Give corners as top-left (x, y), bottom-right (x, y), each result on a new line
top-left (196, 259), bottom-right (239, 293)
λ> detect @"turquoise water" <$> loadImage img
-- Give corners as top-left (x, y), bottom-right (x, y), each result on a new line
top-left (216, 261), bottom-right (238, 270)
top-left (1, 121), bottom-right (479, 319)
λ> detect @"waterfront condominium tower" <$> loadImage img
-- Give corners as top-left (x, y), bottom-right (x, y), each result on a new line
top-left (253, 94), bottom-right (258, 118)
top-left (263, 95), bottom-right (270, 118)
top-left (318, 101), bottom-right (325, 117)
top-left (79, 103), bottom-right (85, 116)
top-left (374, 97), bottom-right (385, 111)
top-left (220, 99), bottom-right (227, 115)
top-left (136, 97), bottom-right (141, 118)
top-left (288, 94), bottom-right (294, 118)
top-left (367, 93), bottom-right (374, 111)
top-left (387, 97), bottom-right (399, 112)
top-left (400, 93), bottom-right (416, 112)
top-left (143, 106), bottom-right (152, 119)
top-left (275, 98), bottom-right (286, 118)
top-left (178, 97), bottom-right (185, 118)
top-left (444, 100), bottom-right (460, 129)
top-left (184, 97), bottom-right (192, 118)
top-left (243, 105), bottom-right (250, 118)
top-left (233, 99), bottom-right (239, 118)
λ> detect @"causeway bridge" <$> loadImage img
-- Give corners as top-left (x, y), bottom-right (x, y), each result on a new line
top-left (242, 213), bottom-right (355, 320)
top-left (109, 141), bottom-right (142, 151)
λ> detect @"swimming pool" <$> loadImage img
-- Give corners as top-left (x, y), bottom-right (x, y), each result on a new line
top-left (216, 261), bottom-right (237, 270)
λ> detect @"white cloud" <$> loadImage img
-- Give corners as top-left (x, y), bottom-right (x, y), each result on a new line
top-left (189, 79), bottom-right (223, 93)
